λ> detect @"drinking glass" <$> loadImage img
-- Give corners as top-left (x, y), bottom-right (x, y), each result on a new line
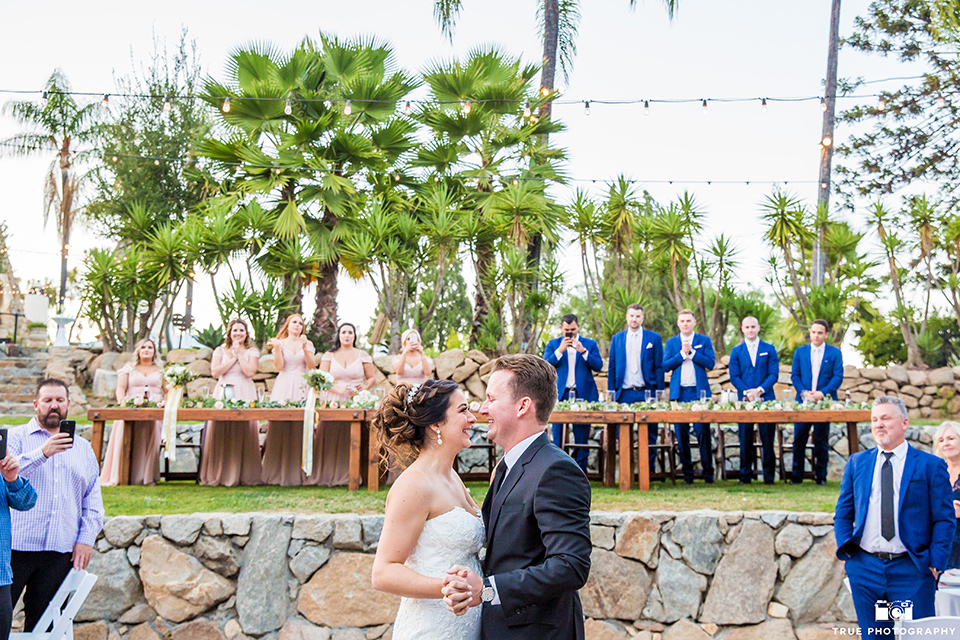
top-left (644, 389), bottom-right (654, 403)
top-left (699, 390), bottom-right (709, 403)
top-left (656, 390), bottom-right (667, 403)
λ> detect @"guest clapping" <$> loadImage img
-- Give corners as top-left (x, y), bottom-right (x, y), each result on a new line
top-left (100, 338), bottom-right (166, 486)
top-left (393, 329), bottom-right (434, 385)
top-left (262, 314), bottom-right (315, 486)
top-left (200, 319), bottom-right (262, 487)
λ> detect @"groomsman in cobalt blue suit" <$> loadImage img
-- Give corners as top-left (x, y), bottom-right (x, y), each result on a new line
top-left (728, 316), bottom-right (780, 484)
top-left (791, 319), bottom-right (843, 485)
top-left (543, 313), bottom-right (603, 473)
top-left (663, 309), bottom-right (716, 484)
top-left (607, 304), bottom-right (664, 466)
top-left (835, 396), bottom-right (955, 636)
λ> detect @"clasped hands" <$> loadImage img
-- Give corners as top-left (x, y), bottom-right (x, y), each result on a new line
top-left (441, 565), bottom-right (483, 615)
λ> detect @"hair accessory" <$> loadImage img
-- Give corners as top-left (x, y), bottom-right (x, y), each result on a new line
top-left (406, 383), bottom-right (421, 405)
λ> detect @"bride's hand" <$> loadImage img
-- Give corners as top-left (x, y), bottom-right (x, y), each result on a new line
top-left (442, 566), bottom-right (482, 614)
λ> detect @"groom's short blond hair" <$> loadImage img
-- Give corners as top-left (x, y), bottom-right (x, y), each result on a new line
top-left (491, 354), bottom-right (557, 424)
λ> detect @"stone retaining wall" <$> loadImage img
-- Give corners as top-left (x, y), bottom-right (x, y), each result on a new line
top-left (69, 511), bottom-right (852, 640)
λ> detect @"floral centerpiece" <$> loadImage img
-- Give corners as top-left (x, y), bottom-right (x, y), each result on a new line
top-left (348, 389), bottom-right (380, 410)
top-left (160, 365), bottom-right (198, 461)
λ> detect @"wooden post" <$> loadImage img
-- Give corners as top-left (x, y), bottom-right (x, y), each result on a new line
top-left (604, 424), bottom-right (617, 488)
top-left (349, 419), bottom-right (362, 492)
top-left (619, 422), bottom-right (632, 491)
top-left (637, 423), bottom-right (650, 492)
top-left (89, 416), bottom-right (105, 463)
top-left (118, 420), bottom-right (133, 485)
top-left (847, 422), bottom-right (859, 454)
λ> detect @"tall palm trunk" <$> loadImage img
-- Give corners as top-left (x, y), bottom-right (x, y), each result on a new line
top-left (311, 209), bottom-right (340, 351)
top-left (57, 140), bottom-right (72, 313)
top-left (813, 0), bottom-right (841, 288)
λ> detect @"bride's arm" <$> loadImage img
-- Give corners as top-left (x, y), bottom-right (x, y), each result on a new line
top-left (371, 478), bottom-right (454, 600)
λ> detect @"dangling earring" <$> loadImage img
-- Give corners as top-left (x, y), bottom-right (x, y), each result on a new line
top-left (435, 428), bottom-right (443, 445)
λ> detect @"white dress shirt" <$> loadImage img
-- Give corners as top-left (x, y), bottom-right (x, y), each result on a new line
top-left (860, 440), bottom-right (909, 554)
top-left (679, 334), bottom-right (697, 387)
top-left (623, 329), bottom-right (646, 389)
top-left (553, 346), bottom-right (577, 390)
top-left (745, 338), bottom-right (759, 367)
top-left (811, 344), bottom-right (825, 392)
top-left (489, 430), bottom-right (545, 604)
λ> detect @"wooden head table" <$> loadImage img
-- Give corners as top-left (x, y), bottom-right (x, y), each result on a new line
top-left (87, 407), bottom-right (369, 488)
top-left (624, 409), bottom-right (871, 492)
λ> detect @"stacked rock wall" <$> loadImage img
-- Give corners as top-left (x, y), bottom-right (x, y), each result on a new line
top-left (71, 511), bottom-right (853, 640)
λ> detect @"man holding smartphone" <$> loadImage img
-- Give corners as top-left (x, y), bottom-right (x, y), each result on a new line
top-left (9, 379), bottom-right (103, 632)
top-left (543, 314), bottom-right (603, 473)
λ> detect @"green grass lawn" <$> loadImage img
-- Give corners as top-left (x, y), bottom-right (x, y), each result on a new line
top-left (103, 479), bottom-right (841, 516)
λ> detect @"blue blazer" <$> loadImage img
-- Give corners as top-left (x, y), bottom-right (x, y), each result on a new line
top-left (835, 446), bottom-right (956, 573)
top-left (543, 335), bottom-right (603, 402)
top-left (663, 333), bottom-right (715, 400)
top-left (606, 329), bottom-right (664, 400)
top-left (791, 343), bottom-right (843, 401)
top-left (728, 340), bottom-right (780, 400)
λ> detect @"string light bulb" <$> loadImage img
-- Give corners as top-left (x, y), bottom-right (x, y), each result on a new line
top-left (643, 100), bottom-right (650, 116)
top-left (393, 173), bottom-right (401, 182)
top-left (154, 159), bottom-right (160, 166)
top-left (584, 101), bottom-right (591, 116)
top-left (404, 101), bottom-right (411, 115)
top-left (877, 96), bottom-right (886, 111)
top-left (222, 97), bottom-right (231, 113)
top-left (761, 98), bottom-right (768, 112)
top-left (41, 91), bottom-right (48, 108)
top-left (284, 98), bottom-right (292, 115)
top-left (820, 97), bottom-right (827, 112)
top-left (821, 135), bottom-right (832, 147)
top-left (701, 99), bottom-right (708, 114)
top-left (540, 87), bottom-right (550, 97)
top-left (102, 94), bottom-right (109, 108)
top-left (343, 100), bottom-right (352, 115)
top-left (163, 96), bottom-right (172, 112)
top-left (938, 94), bottom-right (946, 109)
top-left (512, 178), bottom-right (519, 186)
top-left (523, 102), bottom-right (531, 118)
top-left (461, 100), bottom-right (471, 114)
top-left (111, 155), bottom-right (118, 162)
top-left (274, 167), bottom-right (282, 175)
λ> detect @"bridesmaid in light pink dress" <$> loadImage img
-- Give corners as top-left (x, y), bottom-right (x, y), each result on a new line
top-left (200, 319), bottom-right (263, 486)
top-left (101, 338), bottom-right (165, 486)
top-left (308, 322), bottom-right (376, 485)
top-left (392, 329), bottom-right (434, 385)
top-left (261, 314), bottom-right (315, 486)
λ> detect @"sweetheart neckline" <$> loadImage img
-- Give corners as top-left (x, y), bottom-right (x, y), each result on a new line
top-left (427, 505), bottom-right (482, 522)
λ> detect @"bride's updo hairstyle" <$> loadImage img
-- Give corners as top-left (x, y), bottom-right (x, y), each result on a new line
top-left (373, 379), bottom-right (460, 468)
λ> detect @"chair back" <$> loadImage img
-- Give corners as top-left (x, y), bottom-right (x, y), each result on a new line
top-left (898, 615), bottom-right (960, 635)
top-left (20, 569), bottom-right (98, 640)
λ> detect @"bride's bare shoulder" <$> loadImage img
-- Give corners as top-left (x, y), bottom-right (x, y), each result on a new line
top-left (385, 465), bottom-right (433, 508)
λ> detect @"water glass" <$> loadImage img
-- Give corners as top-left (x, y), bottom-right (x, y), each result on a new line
top-left (644, 389), bottom-right (654, 403)
top-left (699, 390), bottom-right (709, 403)
top-left (605, 390), bottom-right (616, 403)
top-left (657, 390), bottom-right (667, 403)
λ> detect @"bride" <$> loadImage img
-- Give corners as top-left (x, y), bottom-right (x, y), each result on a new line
top-left (371, 379), bottom-right (483, 640)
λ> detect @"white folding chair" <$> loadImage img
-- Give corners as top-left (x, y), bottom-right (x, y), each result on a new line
top-left (898, 615), bottom-right (960, 635)
top-left (11, 569), bottom-right (98, 640)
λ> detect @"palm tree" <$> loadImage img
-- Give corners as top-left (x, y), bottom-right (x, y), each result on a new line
top-left (1, 70), bottom-right (99, 312)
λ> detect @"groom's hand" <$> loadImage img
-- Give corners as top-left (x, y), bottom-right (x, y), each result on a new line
top-left (442, 565), bottom-right (482, 614)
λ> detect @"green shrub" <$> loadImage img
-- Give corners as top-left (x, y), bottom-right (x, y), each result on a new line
top-left (194, 324), bottom-right (224, 349)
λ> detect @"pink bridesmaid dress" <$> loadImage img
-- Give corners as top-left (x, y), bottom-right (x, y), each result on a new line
top-left (261, 343), bottom-right (314, 486)
top-left (305, 351), bottom-right (371, 486)
top-left (100, 366), bottom-right (163, 486)
top-left (398, 358), bottom-right (430, 385)
top-left (199, 347), bottom-right (263, 486)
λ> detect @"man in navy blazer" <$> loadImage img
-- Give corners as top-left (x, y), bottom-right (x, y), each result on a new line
top-left (835, 396), bottom-right (955, 635)
top-left (791, 319), bottom-right (844, 485)
top-left (543, 314), bottom-right (603, 473)
top-left (607, 304), bottom-right (664, 466)
top-left (728, 316), bottom-right (780, 484)
top-left (663, 309), bottom-right (716, 484)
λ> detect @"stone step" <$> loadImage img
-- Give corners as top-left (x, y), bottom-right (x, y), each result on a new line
top-left (0, 402), bottom-right (35, 417)
top-left (0, 375), bottom-right (40, 386)
top-left (0, 383), bottom-right (33, 395)
top-left (0, 393), bottom-right (33, 403)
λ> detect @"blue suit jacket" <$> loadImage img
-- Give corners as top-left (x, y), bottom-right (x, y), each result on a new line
top-left (606, 329), bottom-right (664, 400)
top-left (728, 340), bottom-right (780, 400)
top-left (663, 333), bottom-right (715, 400)
top-left (543, 335), bottom-right (603, 402)
top-left (835, 445), bottom-right (956, 573)
top-left (791, 343), bottom-right (843, 401)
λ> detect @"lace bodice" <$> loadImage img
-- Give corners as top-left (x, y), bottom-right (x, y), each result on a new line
top-left (393, 507), bottom-right (484, 640)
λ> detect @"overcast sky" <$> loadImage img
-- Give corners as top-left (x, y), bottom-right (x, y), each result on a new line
top-left (0, 0), bottom-right (910, 356)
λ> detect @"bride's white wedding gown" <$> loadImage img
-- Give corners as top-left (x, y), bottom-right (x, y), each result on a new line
top-left (392, 506), bottom-right (485, 640)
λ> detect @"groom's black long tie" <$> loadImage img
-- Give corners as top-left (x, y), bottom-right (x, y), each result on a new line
top-left (491, 460), bottom-right (507, 502)
top-left (881, 452), bottom-right (895, 541)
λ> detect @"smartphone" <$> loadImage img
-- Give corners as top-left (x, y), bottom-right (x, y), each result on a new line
top-left (565, 331), bottom-right (574, 339)
top-left (59, 420), bottom-right (76, 446)
top-left (0, 429), bottom-right (7, 459)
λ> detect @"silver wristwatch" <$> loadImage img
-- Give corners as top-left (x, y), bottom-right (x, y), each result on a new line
top-left (480, 578), bottom-right (495, 603)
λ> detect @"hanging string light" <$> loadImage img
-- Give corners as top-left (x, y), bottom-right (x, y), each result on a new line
top-left (643, 100), bottom-right (650, 116)
top-left (820, 97), bottom-right (827, 112)
top-left (821, 135), bottom-right (832, 147)
top-left (878, 96), bottom-right (886, 111)
top-left (461, 100), bottom-right (472, 114)
top-left (343, 100), bottom-right (352, 115)
top-left (222, 97), bottom-right (231, 113)
top-left (701, 99), bottom-right (708, 114)
top-left (938, 94), bottom-right (947, 108)
top-left (163, 96), bottom-right (172, 112)
top-left (583, 101), bottom-right (591, 116)
top-left (523, 102), bottom-right (531, 118)
top-left (761, 98), bottom-right (768, 112)
top-left (284, 98), bottom-right (292, 115)
top-left (102, 94), bottom-right (109, 108)
top-left (404, 101), bottom-right (412, 115)
top-left (41, 91), bottom-right (48, 108)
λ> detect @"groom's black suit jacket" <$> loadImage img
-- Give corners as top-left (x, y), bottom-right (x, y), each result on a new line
top-left (480, 432), bottom-right (592, 640)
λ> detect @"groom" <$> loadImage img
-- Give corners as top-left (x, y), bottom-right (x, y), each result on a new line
top-left (442, 354), bottom-right (592, 639)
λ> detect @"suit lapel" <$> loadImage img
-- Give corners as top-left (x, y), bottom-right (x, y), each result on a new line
top-left (856, 448), bottom-right (878, 523)
top-left (898, 445), bottom-right (917, 511)
top-left (486, 433), bottom-right (548, 550)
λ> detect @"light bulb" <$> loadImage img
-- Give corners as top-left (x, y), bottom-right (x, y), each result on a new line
top-left (275, 167), bottom-right (282, 175)
top-left (821, 135), bottom-right (832, 147)
top-left (41, 91), bottom-right (48, 108)
top-left (820, 97), bottom-right (827, 112)
top-left (154, 159), bottom-right (160, 166)
top-left (540, 87), bottom-right (550, 97)
top-left (584, 101), bottom-right (591, 116)
top-left (163, 96), bottom-right (172, 112)
top-left (102, 94), bottom-right (109, 108)
top-left (462, 101), bottom-right (471, 114)
top-left (643, 100), bottom-right (650, 116)
top-left (284, 98), bottom-right (292, 115)
top-left (512, 178), bottom-right (519, 186)
top-left (343, 100), bottom-right (352, 115)
top-left (761, 98), bottom-right (768, 112)
top-left (938, 94), bottom-right (947, 108)
top-left (222, 97), bottom-right (231, 113)
top-left (404, 101), bottom-right (412, 115)
top-left (878, 97), bottom-right (886, 111)
top-left (393, 173), bottom-right (401, 182)
top-left (701, 99), bottom-right (708, 114)
top-left (111, 155), bottom-right (119, 162)
top-left (523, 102), bottom-right (531, 118)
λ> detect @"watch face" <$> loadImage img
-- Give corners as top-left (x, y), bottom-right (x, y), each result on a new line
top-left (481, 586), bottom-right (495, 602)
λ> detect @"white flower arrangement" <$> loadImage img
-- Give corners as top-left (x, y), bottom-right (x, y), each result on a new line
top-left (163, 364), bottom-right (197, 387)
top-left (303, 369), bottom-right (336, 393)
top-left (348, 389), bottom-right (379, 409)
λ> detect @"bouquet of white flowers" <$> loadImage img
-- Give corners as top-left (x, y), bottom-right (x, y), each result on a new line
top-left (163, 364), bottom-right (196, 387)
top-left (348, 389), bottom-right (380, 409)
top-left (303, 369), bottom-right (336, 393)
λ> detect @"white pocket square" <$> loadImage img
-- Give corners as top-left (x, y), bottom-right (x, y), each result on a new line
top-left (694, 344), bottom-right (702, 349)
top-left (645, 343), bottom-right (652, 349)
top-left (759, 352), bottom-right (769, 357)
